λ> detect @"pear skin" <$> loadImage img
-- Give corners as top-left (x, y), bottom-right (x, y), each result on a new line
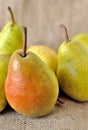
top-left (28, 45), bottom-right (58, 73)
top-left (73, 33), bottom-right (88, 48)
top-left (0, 55), bottom-right (9, 112)
top-left (5, 51), bottom-right (59, 117)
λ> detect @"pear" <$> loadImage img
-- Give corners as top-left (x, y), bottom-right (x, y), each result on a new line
top-left (0, 7), bottom-right (23, 56)
top-left (73, 33), bottom-right (88, 48)
top-left (56, 24), bottom-right (88, 102)
top-left (0, 55), bottom-right (9, 112)
top-left (5, 27), bottom-right (59, 117)
top-left (27, 45), bottom-right (58, 72)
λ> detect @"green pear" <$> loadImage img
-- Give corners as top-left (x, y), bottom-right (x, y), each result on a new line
top-left (73, 33), bottom-right (88, 48)
top-left (56, 24), bottom-right (88, 102)
top-left (0, 7), bottom-right (23, 56)
top-left (0, 55), bottom-right (9, 112)
top-left (5, 28), bottom-right (59, 117)
top-left (27, 45), bottom-right (58, 72)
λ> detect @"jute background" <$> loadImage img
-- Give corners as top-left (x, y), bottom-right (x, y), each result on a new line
top-left (0, 0), bottom-right (88, 130)
top-left (0, 0), bottom-right (88, 50)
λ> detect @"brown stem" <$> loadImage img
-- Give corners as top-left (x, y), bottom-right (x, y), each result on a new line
top-left (60, 24), bottom-right (70, 43)
top-left (57, 97), bottom-right (64, 104)
top-left (8, 6), bottom-right (16, 24)
top-left (21, 27), bottom-right (27, 57)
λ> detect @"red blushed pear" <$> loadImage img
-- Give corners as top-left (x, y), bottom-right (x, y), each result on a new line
top-left (5, 27), bottom-right (59, 117)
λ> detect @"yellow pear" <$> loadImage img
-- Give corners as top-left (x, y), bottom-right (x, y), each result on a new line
top-left (56, 24), bottom-right (88, 102)
top-left (0, 55), bottom-right (9, 112)
top-left (73, 33), bottom-right (88, 48)
top-left (27, 45), bottom-right (58, 73)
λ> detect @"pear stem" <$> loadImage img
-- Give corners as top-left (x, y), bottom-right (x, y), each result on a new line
top-left (60, 24), bottom-right (70, 43)
top-left (8, 6), bottom-right (16, 24)
top-left (57, 97), bottom-right (64, 104)
top-left (22, 27), bottom-right (27, 57)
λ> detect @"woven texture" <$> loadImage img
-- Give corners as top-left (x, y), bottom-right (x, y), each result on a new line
top-left (0, 0), bottom-right (88, 130)
top-left (0, 96), bottom-right (88, 130)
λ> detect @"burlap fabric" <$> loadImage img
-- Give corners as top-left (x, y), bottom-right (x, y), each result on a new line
top-left (0, 0), bottom-right (88, 129)
top-left (0, 96), bottom-right (88, 130)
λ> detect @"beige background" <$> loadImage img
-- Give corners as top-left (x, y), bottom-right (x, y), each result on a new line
top-left (0, 0), bottom-right (88, 50)
top-left (0, 0), bottom-right (88, 130)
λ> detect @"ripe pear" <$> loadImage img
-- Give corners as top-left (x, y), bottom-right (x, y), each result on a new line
top-left (27, 45), bottom-right (58, 72)
top-left (0, 7), bottom-right (23, 56)
top-left (5, 28), bottom-right (59, 117)
top-left (0, 55), bottom-right (9, 112)
top-left (56, 24), bottom-right (88, 102)
top-left (73, 33), bottom-right (88, 48)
